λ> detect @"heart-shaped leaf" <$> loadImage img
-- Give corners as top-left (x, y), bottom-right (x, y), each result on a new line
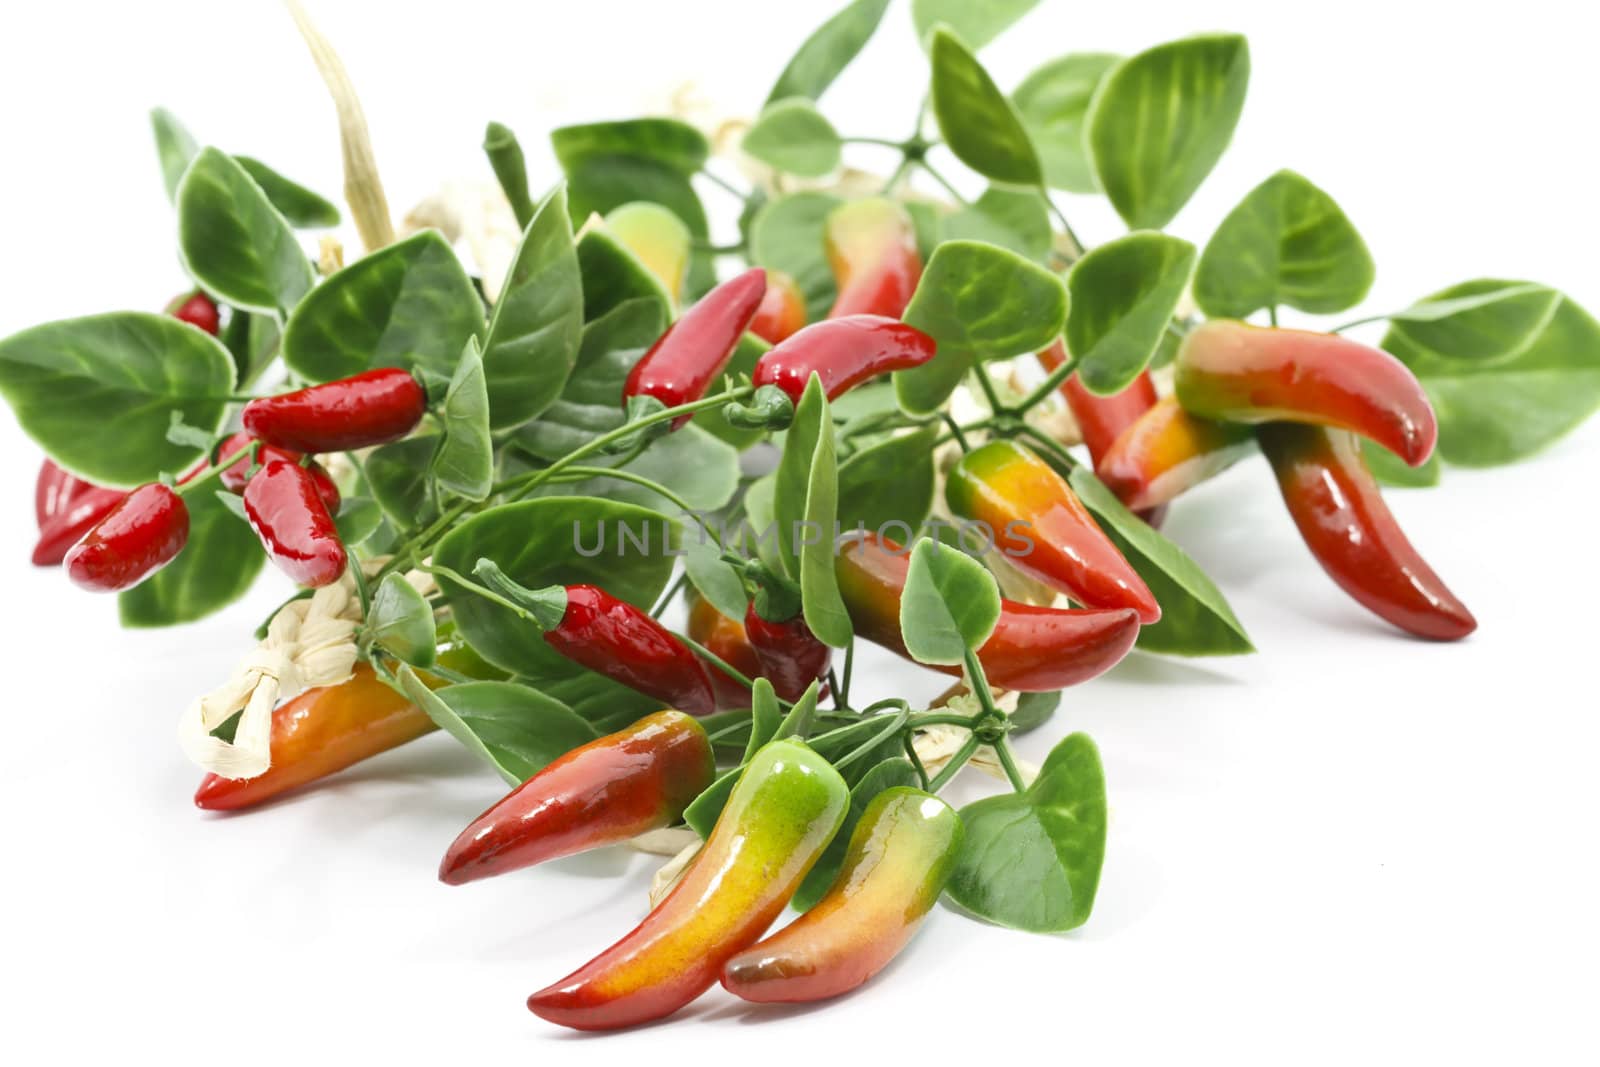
top-left (743, 99), bottom-right (843, 178)
top-left (765, 0), bottom-right (892, 105)
top-left (232, 156), bottom-right (340, 229)
top-left (900, 537), bottom-right (1001, 664)
top-left (432, 337), bottom-right (493, 501)
top-left (930, 28), bottom-right (1042, 185)
top-left (1386, 280), bottom-right (1561, 364)
top-left (1067, 231), bottom-right (1196, 394)
top-left (178, 148), bottom-right (314, 314)
top-left (368, 573), bottom-right (438, 668)
top-left (399, 671), bottom-right (598, 786)
top-left (1012, 53), bottom-right (1121, 193)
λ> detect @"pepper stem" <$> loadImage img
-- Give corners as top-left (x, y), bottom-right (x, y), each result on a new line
top-left (469, 559), bottom-right (568, 631)
top-left (722, 384), bottom-right (796, 431)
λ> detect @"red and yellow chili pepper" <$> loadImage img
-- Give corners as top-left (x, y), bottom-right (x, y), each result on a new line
top-left (824, 198), bottom-right (922, 320)
top-left (1096, 396), bottom-right (1256, 511)
top-left (749, 270), bottom-right (807, 345)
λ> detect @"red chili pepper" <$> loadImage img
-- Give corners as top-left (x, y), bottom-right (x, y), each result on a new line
top-left (946, 440), bottom-right (1162, 624)
top-left (1037, 341), bottom-right (1160, 464)
top-left (241, 367), bottom-right (427, 454)
top-left (744, 604), bottom-right (832, 702)
top-left (214, 432), bottom-right (340, 512)
top-left (242, 460), bottom-right (347, 587)
top-left (35, 459), bottom-right (83, 529)
top-left (1097, 396), bottom-right (1256, 511)
top-left (63, 483), bottom-right (189, 592)
top-left (749, 270), bottom-right (807, 344)
top-left (166, 289), bottom-right (220, 336)
top-left (1259, 424), bottom-right (1476, 641)
top-left (439, 710), bottom-right (715, 885)
top-left (687, 591), bottom-right (764, 710)
top-left (1175, 320), bottom-right (1438, 467)
top-left (825, 198), bottom-right (922, 320)
top-left (835, 533), bottom-right (1140, 690)
top-left (727, 316), bottom-right (936, 428)
top-left (622, 267), bottom-right (767, 428)
top-left (31, 460), bottom-right (125, 566)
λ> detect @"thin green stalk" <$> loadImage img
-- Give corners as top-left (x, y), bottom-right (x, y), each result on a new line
top-left (651, 572), bottom-right (688, 618)
top-left (992, 737), bottom-right (1028, 793)
top-left (838, 640), bottom-right (855, 709)
top-left (1015, 351), bottom-right (1080, 413)
top-left (176, 440), bottom-right (254, 498)
top-left (971, 363), bottom-right (1006, 414)
top-left (417, 562), bottom-right (543, 623)
top-left (926, 733), bottom-right (982, 792)
top-left (917, 161), bottom-right (969, 207)
top-left (962, 646), bottom-right (1000, 718)
top-left (554, 465), bottom-right (723, 548)
top-left (700, 168), bottom-right (749, 202)
top-left (904, 732), bottom-right (931, 788)
top-left (842, 135), bottom-right (910, 149)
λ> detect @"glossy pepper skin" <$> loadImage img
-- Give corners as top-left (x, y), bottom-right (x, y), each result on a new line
top-left (824, 198), bottom-right (922, 320)
top-left (214, 432), bottom-right (341, 512)
top-left (749, 270), bottom-right (807, 344)
top-left (32, 463), bottom-right (124, 566)
top-left (1037, 341), bottom-right (1159, 465)
top-left (35, 459), bottom-right (82, 528)
top-left (836, 533), bottom-right (1140, 691)
top-left (242, 460), bottom-right (348, 587)
top-left (722, 787), bottom-right (962, 1004)
top-left (166, 290), bottom-right (221, 335)
top-left (1175, 320), bottom-right (1438, 467)
top-left (64, 483), bottom-right (189, 592)
top-left (946, 440), bottom-right (1162, 624)
top-left (241, 367), bottom-right (427, 453)
top-left (1097, 396), bottom-right (1256, 511)
top-left (755, 316), bottom-right (936, 406)
top-left (623, 267), bottom-right (768, 428)
top-left (439, 711), bottom-right (715, 885)
top-left (744, 605), bottom-right (832, 703)
top-left (686, 591), bottom-right (763, 710)
top-left (544, 585), bottom-right (717, 718)
top-left (526, 739), bottom-right (848, 1031)
top-left (1259, 424), bottom-right (1476, 641)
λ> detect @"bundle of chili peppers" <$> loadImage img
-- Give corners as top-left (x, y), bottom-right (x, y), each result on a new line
top-left (2, 0), bottom-right (1594, 1033)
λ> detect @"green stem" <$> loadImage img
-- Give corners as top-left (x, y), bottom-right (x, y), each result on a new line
top-left (906, 711), bottom-right (982, 730)
top-left (418, 563), bottom-right (544, 624)
top-left (826, 667), bottom-right (845, 710)
top-left (842, 135), bottom-right (910, 149)
top-left (1330, 313), bottom-right (1388, 333)
top-left (1041, 191), bottom-right (1086, 263)
top-left (962, 646), bottom-right (1000, 719)
top-left (941, 413), bottom-right (972, 452)
top-left (1268, 305), bottom-right (1280, 327)
top-left (651, 572), bottom-right (688, 618)
top-left (1016, 424), bottom-right (1079, 470)
top-left (554, 465), bottom-right (722, 548)
top-left (1015, 351), bottom-right (1080, 413)
top-left (903, 732), bottom-right (931, 789)
top-left (176, 440), bottom-right (254, 498)
top-left (971, 363), bottom-right (1006, 413)
top-left (917, 161), bottom-right (969, 207)
top-left (700, 168), bottom-right (749, 202)
top-left (839, 640), bottom-right (855, 709)
top-left (926, 734), bottom-right (982, 793)
top-left (993, 737), bottom-right (1028, 793)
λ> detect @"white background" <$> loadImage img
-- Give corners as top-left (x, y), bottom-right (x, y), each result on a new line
top-left (1, 1), bottom-right (1597, 1063)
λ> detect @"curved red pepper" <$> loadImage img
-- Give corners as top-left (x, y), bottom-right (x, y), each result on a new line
top-left (215, 432), bottom-right (340, 512)
top-left (825, 198), bottom-right (922, 320)
top-left (242, 460), bottom-right (347, 587)
top-left (439, 710), bottom-right (715, 885)
top-left (750, 270), bottom-right (807, 345)
top-left (1259, 424), bottom-right (1476, 640)
top-left (166, 290), bottom-right (220, 335)
top-left (35, 459), bottom-right (83, 529)
top-left (946, 440), bottom-right (1162, 623)
top-left (744, 604), bottom-right (832, 702)
top-left (1175, 320), bottom-right (1438, 466)
top-left (32, 463), bottom-right (125, 567)
top-left (241, 367), bottom-right (427, 454)
top-left (835, 533), bottom-right (1140, 690)
top-left (1097, 396), bottom-right (1256, 511)
top-left (542, 585), bottom-right (717, 717)
top-left (64, 483), bottom-right (189, 592)
top-left (687, 591), bottom-right (763, 710)
top-left (1037, 341), bottom-right (1160, 464)
top-left (623, 267), bottom-right (767, 428)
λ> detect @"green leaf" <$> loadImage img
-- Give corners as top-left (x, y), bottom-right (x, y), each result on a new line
top-left (929, 28), bottom-right (1042, 185)
top-left (1069, 467), bottom-right (1253, 656)
top-left (232, 156), bottom-right (340, 229)
top-left (772, 376), bottom-right (853, 647)
top-left (282, 230), bottom-right (483, 383)
top-left (481, 186), bottom-right (585, 429)
top-left (118, 487), bottom-right (263, 627)
top-left (176, 147), bottom-right (313, 314)
top-left (0, 312), bottom-right (234, 487)
top-left (366, 435), bottom-right (440, 527)
top-left (1194, 169), bottom-right (1374, 319)
top-left (1087, 34), bottom-right (1251, 230)
top-left (563, 155), bottom-right (715, 299)
top-left (1364, 440), bottom-right (1441, 489)
top-left (432, 338), bottom-right (493, 501)
top-left (484, 121), bottom-right (536, 229)
top-left (683, 767), bottom-right (741, 838)
top-left (1382, 284), bottom-right (1600, 466)
top-left (1386, 280), bottom-right (1561, 364)
top-left (434, 497), bottom-right (679, 676)
top-left (219, 310), bottom-right (281, 388)
top-left (793, 757), bottom-right (920, 911)
top-left (1067, 232), bottom-right (1197, 394)
top-left (773, 681), bottom-right (822, 740)
top-left (333, 496), bottom-right (384, 548)
top-left (517, 298), bottom-right (666, 461)
top-left (895, 240), bottom-right (1069, 415)
top-left (575, 228), bottom-right (673, 323)
top-left (742, 474), bottom-right (786, 576)
top-left (368, 573), bottom-right (438, 668)
top-left (399, 671), bottom-right (598, 786)
top-left (150, 108), bottom-right (199, 203)
top-left (912, 0), bottom-right (1039, 50)
top-left (941, 186), bottom-right (1052, 263)
top-left (766, 0), bottom-right (892, 104)
top-left (743, 679), bottom-right (783, 762)
top-left (1010, 690), bottom-right (1059, 734)
top-left (743, 99), bottom-right (843, 178)
top-left (947, 732), bottom-right (1106, 932)
top-left (685, 535), bottom-right (749, 623)
top-left (900, 537), bottom-right (1001, 664)
top-left (749, 192), bottom-right (844, 322)
top-left (552, 118), bottom-right (709, 176)
top-left (836, 425), bottom-right (939, 533)
top-left (1012, 53), bottom-right (1121, 193)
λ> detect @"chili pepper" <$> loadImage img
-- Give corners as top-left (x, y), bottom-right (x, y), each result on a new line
top-left (744, 604), bottom-right (832, 703)
top-left (824, 198), bottom-right (922, 320)
top-left (687, 590), bottom-right (763, 710)
top-left (165, 289), bottom-right (220, 335)
top-left (214, 432), bottom-right (340, 511)
top-left (749, 269), bottom-right (807, 345)
top-left (1175, 320), bottom-right (1438, 467)
top-left (31, 461), bottom-right (125, 566)
top-left (835, 533), bottom-right (1140, 690)
top-left (622, 267), bottom-right (767, 428)
top-left (1037, 341), bottom-right (1160, 464)
top-left (722, 787), bottom-right (961, 1004)
top-left (1258, 423), bottom-right (1476, 640)
top-left (440, 710), bottom-right (715, 885)
top-left (1097, 396), bottom-right (1256, 511)
top-left (726, 316), bottom-right (937, 429)
top-left (241, 367), bottom-right (427, 454)
top-left (35, 459), bottom-right (82, 529)
top-left (63, 483), bottom-right (189, 592)
top-left (946, 440), bottom-right (1162, 623)
top-left (526, 738), bottom-right (848, 1030)
top-left (242, 459), bottom-right (347, 587)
